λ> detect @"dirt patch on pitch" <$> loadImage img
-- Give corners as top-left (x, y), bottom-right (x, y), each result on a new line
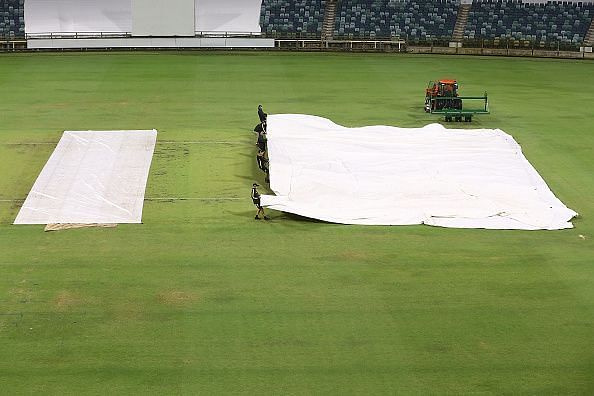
top-left (54, 291), bottom-right (83, 309)
top-left (156, 291), bottom-right (199, 306)
top-left (336, 250), bottom-right (369, 261)
top-left (45, 223), bottom-right (117, 232)
top-left (9, 286), bottom-right (34, 302)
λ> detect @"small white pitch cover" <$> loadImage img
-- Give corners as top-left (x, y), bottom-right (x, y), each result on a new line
top-left (261, 115), bottom-right (577, 230)
top-left (14, 130), bottom-right (157, 225)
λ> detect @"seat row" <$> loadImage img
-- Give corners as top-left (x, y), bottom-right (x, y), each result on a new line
top-left (333, 0), bottom-right (459, 40)
top-left (260, 0), bottom-right (594, 45)
top-left (0, 0), bottom-right (24, 39)
top-left (2, 0), bottom-right (593, 46)
top-left (260, 0), bottom-right (327, 36)
top-left (465, 0), bottom-right (594, 44)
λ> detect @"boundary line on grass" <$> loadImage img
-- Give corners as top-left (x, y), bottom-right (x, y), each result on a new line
top-left (144, 197), bottom-right (242, 201)
top-left (1, 141), bottom-right (249, 146)
top-left (1, 197), bottom-right (242, 202)
top-left (1, 142), bottom-right (56, 145)
top-left (158, 141), bottom-right (249, 145)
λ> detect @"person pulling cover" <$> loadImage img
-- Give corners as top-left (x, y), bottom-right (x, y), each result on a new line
top-left (251, 183), bottom-right (269, 220)
top-left (254, 120), bottom-right (266, 134)
top-left (256, 149), bottom-right (270, 184)
top-left (258, 104), bottom-right (267, 123)
top-left (256, 149), bottom-right (268, 171)
top-left (256, 128), bottom-right (267, 152)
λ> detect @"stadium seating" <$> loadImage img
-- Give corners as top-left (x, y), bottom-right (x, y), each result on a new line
top-left (2, 0), bottom-right (590, 46)
top-left (258, 0), bottom-right (593, 46)
top-left (333, 0), bottom-right (460, 40)
top-left (0, 0), bottom-right (25, 39)
top-left (260, 0), bottom-right (327, 37)
top-left (465, 0), bottom-right (594, 45)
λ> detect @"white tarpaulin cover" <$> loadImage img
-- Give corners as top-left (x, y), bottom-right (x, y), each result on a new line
top-left (25, 0), bottom-right (261, 35)
top-left (25, 0), bottom-right (132, 34)
top-left (195, 0), bottom-right (262, 33)
top-left (261, 115), bottom-right (577, 230)
top-left (14, 130), bottom-right (157, 225)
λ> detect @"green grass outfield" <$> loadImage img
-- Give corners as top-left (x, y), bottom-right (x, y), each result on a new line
top-left (0, 52), bottom-right (593, 394)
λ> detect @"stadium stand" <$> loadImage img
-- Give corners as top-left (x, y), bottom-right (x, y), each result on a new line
top-left (258, 0), bottom-right (593, 47)
top-left (464, 0), bottom-right (594, 45)
top-left (333, 0), bottom-right (460, 40)
top-left (260, 0), bottom-right (327, 37)
top-left (2, 0), bottom-right (592, 49)
top-left (1, 0), bottom-right (25, 39)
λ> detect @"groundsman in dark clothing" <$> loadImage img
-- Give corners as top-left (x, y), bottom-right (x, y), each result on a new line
top-left (256, 129), bottom-right (267, 152)
top-left (257, 150), bottom-right (270, 184)
top-left (258, 104), bottom-right (267, 123)
top-left (251, 183), bottom-right (269, 220)
top-left (257, 150), bottom-right (269, 173)
top-left (254, 120), bottom-right (266, 134)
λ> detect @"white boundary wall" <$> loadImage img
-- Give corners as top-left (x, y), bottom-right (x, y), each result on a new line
top-left (26, 37), bottom-right (274, 49)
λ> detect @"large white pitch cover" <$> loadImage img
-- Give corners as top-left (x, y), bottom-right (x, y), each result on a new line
top-left (261, 115), bottom-right (577, 230)
top-left (14, 130), bottom-right (157, 225)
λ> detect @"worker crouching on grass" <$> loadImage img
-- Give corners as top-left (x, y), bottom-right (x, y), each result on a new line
top-left (251, 183), bottom-right (269, 220)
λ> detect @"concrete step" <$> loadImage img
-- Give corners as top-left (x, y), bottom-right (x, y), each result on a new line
top-left (585, 16), bottom-right (594, 45)
top-left (452, 3), bottom-right (471, 42)
top-left (322, 0), bottom-right (338, 40)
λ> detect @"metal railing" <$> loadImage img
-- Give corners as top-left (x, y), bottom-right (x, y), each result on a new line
top-left (21, 30), bottom-right (591, 51)
top-left (0, 38), bottom-right (27, 50)
top-left (413, 37), bottom-right (591, 52)
top-left (25, 31), bottom-right (264, 40)
top-left (194, 31), bottom-right (263, 38)
top-left (6, 30), bottom-right (593, 57)
top-left (25, 32), bottom-right (129, 39)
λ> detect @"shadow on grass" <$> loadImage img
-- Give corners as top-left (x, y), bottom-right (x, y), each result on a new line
top-left (226, 206), bottom-right (332, 225)
top-left (276, 211), bottom-right (334, 224)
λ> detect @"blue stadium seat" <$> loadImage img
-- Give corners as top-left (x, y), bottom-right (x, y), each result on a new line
top-left (260, 0), bottom-right (327, 38)
top-left (258, 0), bottom-right (593, 46)
top-left (333, 0), bottom-right (460, 40)
top-left (465, 0), bottom-right (594, 45)
top-left (0, 0), bottom-right (24, 39)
